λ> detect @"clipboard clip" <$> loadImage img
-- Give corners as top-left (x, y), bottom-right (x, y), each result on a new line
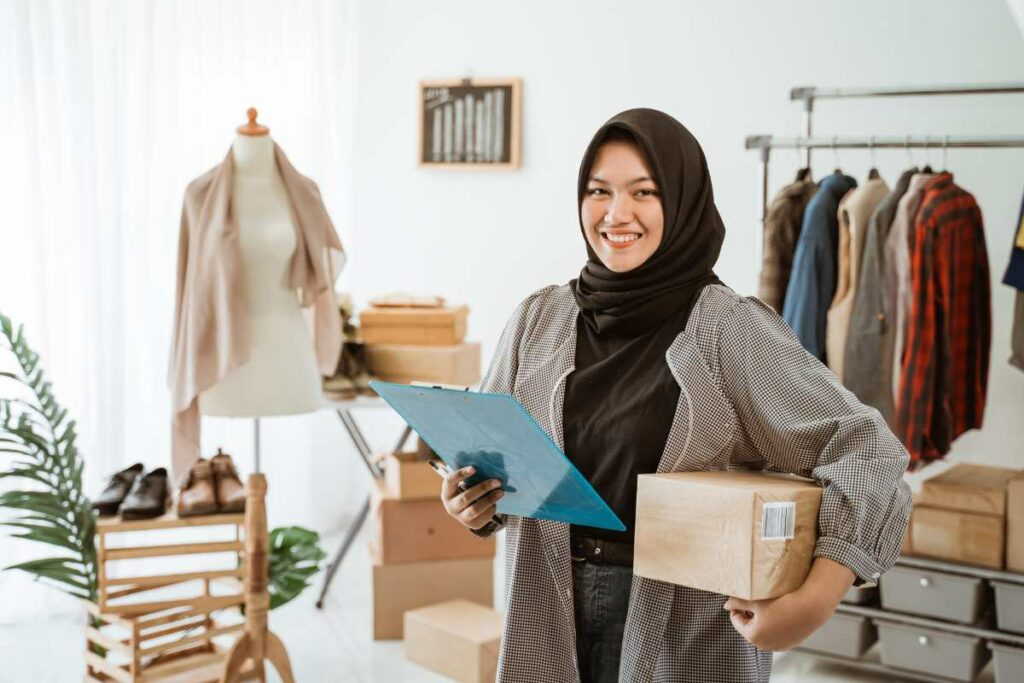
top-left (411, 381), bottom-right (471, 392)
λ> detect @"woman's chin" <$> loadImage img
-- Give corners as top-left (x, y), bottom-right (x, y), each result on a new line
top-left (599, 250), bottom-right (648, 273)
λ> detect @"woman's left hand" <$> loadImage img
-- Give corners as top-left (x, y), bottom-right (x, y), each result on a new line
top-left (723, 557), bottom-right (856, 651)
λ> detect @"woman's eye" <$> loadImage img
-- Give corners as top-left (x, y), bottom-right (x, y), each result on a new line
top-left (587, 188), bottom-right (608, 197)
top-left (635, 189), bottom-right (658, 198)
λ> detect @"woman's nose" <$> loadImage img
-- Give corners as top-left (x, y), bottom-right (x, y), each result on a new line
top-left (606, 195), bottom-right (635, 225)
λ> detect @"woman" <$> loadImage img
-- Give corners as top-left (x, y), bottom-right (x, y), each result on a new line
top-left (441, 108), bottom-right (911, 683)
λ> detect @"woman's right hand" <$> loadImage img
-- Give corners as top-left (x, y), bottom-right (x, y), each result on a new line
top-left (441, 466), bottom-right (504, 530)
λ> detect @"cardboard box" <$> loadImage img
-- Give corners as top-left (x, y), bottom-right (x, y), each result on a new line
top-left (404, 600), bottom-right (503, 683)
top-left (371, 479), bottom-right (495, 564)
top-left (385, 451), bottom-right (440, 500)
top-left (917, 463), bottom-right (1022, 516)
top-left (1006, 477), bottom-right (1024, 573)
top-left (634, 471), bottom-right (822, 600)
top-left (371, 555), bottom-right (493, 640)
top-left (360, 305), bottom-right (468, 346)
top-left (911, 505), bottom-right (1004, 569)
top-left (365, 342), bottom-right (481, 387)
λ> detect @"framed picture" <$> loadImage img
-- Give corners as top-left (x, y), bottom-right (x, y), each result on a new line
top-left (418, 78), bottom-right (522, 169)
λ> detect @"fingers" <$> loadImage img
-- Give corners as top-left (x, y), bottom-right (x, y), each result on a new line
top-left (464, 500), bottom-right (500, 530)
top-left (442, 466), bottom-right (476, 500)
top-left (724, 597), bottom-right (755, 614)
top-left (451, 478), bottom-right (502, 514)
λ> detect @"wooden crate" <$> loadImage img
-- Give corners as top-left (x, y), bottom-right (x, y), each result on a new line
top-left (83, 599), bottom-right (254, 682)
top-left (95, 510), bottom-right (246, 616)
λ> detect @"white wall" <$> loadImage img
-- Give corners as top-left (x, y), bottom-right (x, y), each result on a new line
top-left (330, 0), bottom-right (1024, 503)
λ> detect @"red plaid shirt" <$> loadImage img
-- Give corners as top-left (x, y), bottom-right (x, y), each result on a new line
top-left (896, 173), bottom-right (990, 466)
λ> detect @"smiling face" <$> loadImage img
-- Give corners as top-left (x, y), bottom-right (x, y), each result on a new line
top-left (581, 139), bottom-right (664, 273)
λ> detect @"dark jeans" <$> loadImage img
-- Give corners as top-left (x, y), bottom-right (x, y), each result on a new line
top-left (572, 559), bottom-right (634, 683)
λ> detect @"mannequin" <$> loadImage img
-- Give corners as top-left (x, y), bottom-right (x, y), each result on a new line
top-left (198, 126), bottom-right (324, 417)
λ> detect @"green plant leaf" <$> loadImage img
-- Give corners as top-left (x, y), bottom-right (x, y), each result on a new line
top-left (0, 313), bottom-right (97, 603)
top-left (267, 525), bottom-right (326, 610)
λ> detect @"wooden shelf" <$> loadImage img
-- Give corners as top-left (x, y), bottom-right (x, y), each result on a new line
top-left (96, 510), bottom-right (245, 533)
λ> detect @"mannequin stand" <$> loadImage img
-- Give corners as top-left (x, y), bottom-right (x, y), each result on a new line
top-left (221, 419), bottom-right (295, 683)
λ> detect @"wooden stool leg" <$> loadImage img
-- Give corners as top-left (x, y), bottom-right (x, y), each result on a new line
top-left (265, 631), bottom-right (295, 683)
top-left (220, 473), bottom-right (292, 683)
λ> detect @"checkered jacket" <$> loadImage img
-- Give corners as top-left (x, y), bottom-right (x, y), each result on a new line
top-left (478, 283), bottom-right (912, 683)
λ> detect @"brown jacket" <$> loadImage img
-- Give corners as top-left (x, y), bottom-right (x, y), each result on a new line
top-left (757, 174), bottom-right (817, 312)
top-left (168, 143), bottom-right (344, 484)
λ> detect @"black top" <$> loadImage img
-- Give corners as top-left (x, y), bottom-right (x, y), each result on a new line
top-left (563, 303), bottom-right (692, 544)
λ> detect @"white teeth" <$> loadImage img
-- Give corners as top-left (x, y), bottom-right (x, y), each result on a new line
top-left (604, 233), bottom-right (640, 243)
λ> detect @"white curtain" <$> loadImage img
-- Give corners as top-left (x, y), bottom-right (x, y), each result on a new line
top-left (0, 0), bottom-right (352, 621)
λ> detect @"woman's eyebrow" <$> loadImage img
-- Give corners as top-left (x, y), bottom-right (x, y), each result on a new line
top-left (588, 176), bottom-right (654, 185)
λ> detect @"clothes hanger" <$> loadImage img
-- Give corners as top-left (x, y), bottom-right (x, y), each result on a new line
top-left (921, 135), bottom-right (934, 174)
top-left (832, 136), bottom-right (842, 175)
top-left (794, 142), bottom-right (811, 181)
top-left (941, 135), bottom-right (949, 173)
top-left (867, 136), bottom-right (880, 180)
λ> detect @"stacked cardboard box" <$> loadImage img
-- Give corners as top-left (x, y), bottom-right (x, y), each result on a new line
top-left (911, 463), bottom-right (1023, 569)
top-left (361, 303), bottom-right (481, 387)
top-left (370, 450), bottom-right (496, 640)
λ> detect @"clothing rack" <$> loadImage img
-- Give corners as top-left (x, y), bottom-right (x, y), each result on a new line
top-left (745, 81), bottom-right (1024, 223)
top-left (745, 82), bottom-right (1024, 683)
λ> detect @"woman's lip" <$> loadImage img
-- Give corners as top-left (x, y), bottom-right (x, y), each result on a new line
top-left (601, 232), bottom-right (643, 250)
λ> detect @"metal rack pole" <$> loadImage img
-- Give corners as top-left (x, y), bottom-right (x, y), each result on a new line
top-left (745, 134), bottom-right (1024, 151)
top-left (786, 81), bottom-right (1024, 177)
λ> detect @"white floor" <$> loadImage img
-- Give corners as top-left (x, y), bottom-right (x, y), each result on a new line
top-left (0, 528), bottom-right (936, 682)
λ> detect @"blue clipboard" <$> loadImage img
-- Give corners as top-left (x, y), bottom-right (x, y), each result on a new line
top-left (369, 380), bottom-right (626, 532)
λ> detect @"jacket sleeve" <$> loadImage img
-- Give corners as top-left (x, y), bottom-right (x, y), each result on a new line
top-left (469, 286), bottom-right (555, 538)
top-left (719, 296), bottom-right (912, 585)
top-left (781, 235), bottom-right (827, 360)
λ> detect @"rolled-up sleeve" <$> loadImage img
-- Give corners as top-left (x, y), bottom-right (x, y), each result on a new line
top-left (718, 296), bottom-right (912, 585)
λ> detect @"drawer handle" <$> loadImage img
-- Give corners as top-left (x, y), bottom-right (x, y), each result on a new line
top-left (919, 577), bottom-right (931, 588)
top-left (918, 635), bottom-right (930, 647)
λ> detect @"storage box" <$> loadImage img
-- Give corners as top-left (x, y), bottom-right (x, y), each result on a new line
top-left (360, 305), bottom-right (468, 346)
top-left (917, 463), bottom-right (1021, 516)
top-left (371, 479), bottom-right (495, 564)
top-left (385, 451), bottom-right (440, 500)
top-left (634, 471), bottom-right (822, 600)
top-left (1009, 477), bottom-right (1024, 573)
top-left (404, 600), bottom-right (503, 683)
top-left (841, 585), bottom-right (877, 605)
top-left (879, 565), bottom-right (986, 624)
top-left (993, 580), bottom-right (1024, 634)
top-left (799, 611), bottom-right (876, 659)
top-left (371, 555), bottom-right (494, 640)
top-left (989, 642), bottom-right (1024, 683)
top-left (876, 621), bottom-right (988, 682)
top-left (911, 505), bottom-right (1004, 569)
top-left (365, 342), bottom-right (481, 387)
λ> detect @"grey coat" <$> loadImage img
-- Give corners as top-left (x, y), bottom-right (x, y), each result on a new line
top-left (478, 283), bottom-right (912, 682)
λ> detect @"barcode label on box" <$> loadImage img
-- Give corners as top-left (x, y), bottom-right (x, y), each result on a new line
top-left (761, 502), bottom-right (796, 540)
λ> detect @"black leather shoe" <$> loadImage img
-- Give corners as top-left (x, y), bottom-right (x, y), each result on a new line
top-left (119, 468), bottom-right (171, 520)
top-left (92, 463), bottom-right (144, 516)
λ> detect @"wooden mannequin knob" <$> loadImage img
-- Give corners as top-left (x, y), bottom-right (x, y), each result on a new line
top-left (237, 107), bottom-right (269, 136)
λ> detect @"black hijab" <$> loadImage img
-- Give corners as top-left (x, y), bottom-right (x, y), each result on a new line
top-left (570, 108), bottom-right (725, 335)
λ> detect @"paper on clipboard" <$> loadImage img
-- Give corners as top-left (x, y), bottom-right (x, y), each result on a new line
top-left (369, 380), bottom-right (626, 531)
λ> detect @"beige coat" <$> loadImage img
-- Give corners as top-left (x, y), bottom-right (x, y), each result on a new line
top-left (826, 178), bottom-right (889, 383)
top-left (168, 143), bottom-right (344, 484)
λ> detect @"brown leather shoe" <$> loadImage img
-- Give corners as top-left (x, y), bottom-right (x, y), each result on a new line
top-left (177, 458), bottom-right (218, 517)
top-left (211, 449), bottom-right (246, 513)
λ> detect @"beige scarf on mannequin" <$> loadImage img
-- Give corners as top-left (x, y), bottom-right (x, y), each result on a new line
top-left (168, 143), bottom-right (344, 486)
